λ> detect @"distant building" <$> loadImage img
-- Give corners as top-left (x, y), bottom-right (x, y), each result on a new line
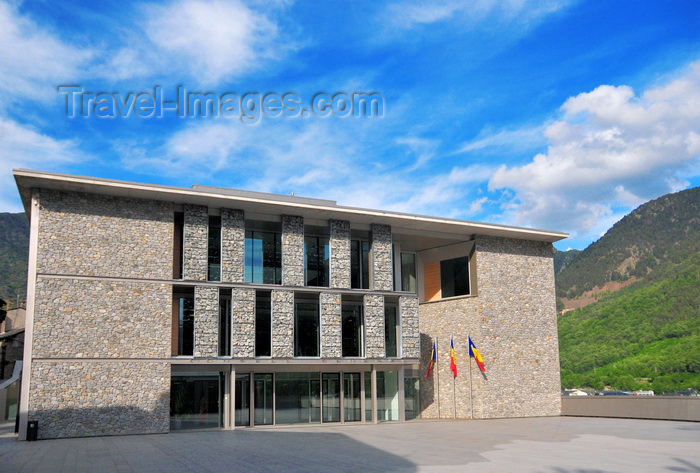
top-left (14, 169), bottom-right (566, 440)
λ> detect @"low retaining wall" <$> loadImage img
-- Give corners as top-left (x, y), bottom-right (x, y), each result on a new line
top-left (562, 396), bottom-right (700, 422)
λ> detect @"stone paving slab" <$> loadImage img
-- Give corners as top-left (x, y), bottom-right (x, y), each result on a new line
top-left (0, 417), bottom-right (698, 472)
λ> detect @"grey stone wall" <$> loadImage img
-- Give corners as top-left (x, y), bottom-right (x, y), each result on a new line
top-left (37, 189), bottom-right (172, 280)
top-left (271, 290), bottom-right (294, 357)
top-left (400, 295), bottom-right (420, 358)
top-left (320, 292), bottom-right (342, 358)
top-left (194, 286), bottom-right (218, 357)
top-left (32, 277), bottom-right (171, 359)
top-left (371, 224), bottom-right (393, 291)
top-left (183, 204), bottom-right (208, 281)
top-left (364, 294), bottom-right (385, 358)
top-left (282, 215), bottom-right (304, 286)
top-left (329, 220), bottom-right (351, 288)
top-left (221, 209), bottom-right (245, 283)
top-left (232, 288), bottom-right (255, 358)
top-left (28, 361), bottom-right (169, 439)
top-left (419, 235), bottom-right (560, 420)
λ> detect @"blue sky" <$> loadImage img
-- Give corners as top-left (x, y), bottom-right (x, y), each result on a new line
top-left (1, 0), bottom-right (699, 250)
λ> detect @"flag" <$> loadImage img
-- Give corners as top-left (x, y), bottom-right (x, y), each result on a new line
top-left (469, 336), bottom-right (486, 372)
top-left (449, 336), bottom-right (458, 377)
top-left (426, 340), bottom-right (437, 379)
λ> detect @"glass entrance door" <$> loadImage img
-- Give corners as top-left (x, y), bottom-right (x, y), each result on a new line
top-left (343, 372), bottom-right (361, 422)
top-left (254, 373), bottom-right (273, 425)
top-left (235, 373), bottom-right (250, 426)
top-left (322, 373), bottom-right (340, 422)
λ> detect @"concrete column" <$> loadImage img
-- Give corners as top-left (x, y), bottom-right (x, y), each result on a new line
top-left (229, 368), bottom-right (235, 430)
top-left (370, 224), bottom-right (393, 291)
top-left (271, 290), bottom-right (294, 357)
top-left (231, 288), bottom-right (255, 358)
top-left (282, 215), bottom-right (304, 286)
top-left (371, 367), bottom-right (378, 424)
top-left (194, 286), bottom-right (218, 357)
top-left (329, 219), bottom-right (351, 288)
top-left (364, 294), bottom-right (385, 358)
top-left (183, 204), bottom-right (208, 281)
top-left (221, 208), bottom-right (245, 283)
top-left (320, 292), bottom-right (342, 358)
top-left (400, 295), bottom-right (420, 358)
top-left (398, 366), bottom-right (406, 422)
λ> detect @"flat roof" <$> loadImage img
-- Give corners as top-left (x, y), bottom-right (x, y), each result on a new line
top-left (13, 169), bottom-right (567, 243)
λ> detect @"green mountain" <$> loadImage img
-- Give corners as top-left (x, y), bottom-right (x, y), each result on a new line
top-left (0, 212), bottom-right (29, 305)
top-left (558, 187), bottom-right (700, 393)
top-left (554, 249), bottom-right (581, 274)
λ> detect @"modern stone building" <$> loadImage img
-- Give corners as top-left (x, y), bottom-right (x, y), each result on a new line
top-left (14, 169), bottom-right (566, 440)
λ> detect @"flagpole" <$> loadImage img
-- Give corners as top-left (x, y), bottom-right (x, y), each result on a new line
top-left (452, 334), bottom-right (456, 419)
top-left (469, 336), bottom-right (474, 419)
top-left (436, 337), bottom-right (440, 419)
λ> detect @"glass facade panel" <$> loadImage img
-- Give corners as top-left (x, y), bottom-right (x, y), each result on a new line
top-left (208, 216), bottom-right (221, 281)
top-left (218, 295), bottom-right (231, 356)
top-left (235, 373), bottom-right (250, 426)
top-left (275, 372), bottom-right (321, 425)
top-left (245, 231), bottom-right (282, 284)
top-left (295, 302), bottom-right (320, 357)
top-left (377, 370), bottom-right (400, 422)
top-left (350, 240), bottom-right (370, 289)
top-left (255, 292), bottom-right (272, 357)
top-left (304, 236), bottom-right (330, 287)
top-left (322, 373), bottom-right (340, 423)
top-left (344, 373), bottom-right (361, 422)
top-left (177, 296), bottom-right (194, 356)
top-left (440, 256), bottom-right (470, 298)
top-left (254, 373), bottom-right (273, 425)
top-left (364, 371), bottom-right (372, 422)
top-left (384, 305), bottom-right (398, 357)
top-left (401, 253), bottom-right (416, 292)
top-left (404, 377), bottom-right (420, 420)
top-left (341, 304), bottom-right (363, 357)
top-left (170, 373), bottom-right (222, 430)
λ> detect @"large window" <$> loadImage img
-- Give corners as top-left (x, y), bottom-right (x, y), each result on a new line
top-left (341, 303), bottom-right (364, 357)
top-left (255, 291), bottom-right (271, 357)
top-left (401, 253), bottom-right (416, 292)
top-left (208, 216), bottom-right (221, 281)
top-left (350, 240), bottom-right (370, 289)
top-left (440, 256), bottom-right (470, 298)
top-left (170, 373), bottom-right (223, 430)
top-left (295, 300), bottom-right (320, 357)
top-left (304, 236), bottom-right (330, 287)
top-left (218, 289), bottom-right (231, 356)
top-left (275, 372), bottom-right (320, 424)
top-left (245, 230), bottom-right (282, 284)
top-left (384, 304), bottom-right (398, 357)
top-left (174, 288), bottom-right (194, 356)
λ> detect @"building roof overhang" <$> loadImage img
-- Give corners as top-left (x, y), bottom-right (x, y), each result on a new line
top-left (14, 169), bottom-right (568, 243)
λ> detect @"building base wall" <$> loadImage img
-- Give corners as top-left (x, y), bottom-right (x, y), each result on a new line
top-left (28, 361), bottom-right (170, 439)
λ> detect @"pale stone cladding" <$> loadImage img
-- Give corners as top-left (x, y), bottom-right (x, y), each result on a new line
top-left (183, 204), bottom-right (208, 281)
top-left (27, 188), bottom-right (174, 439)
top-left (231, 287), bottom-right (256, 357)
top-left (329, 219), bottom-right (351, 288)
top-left (271, 289), bottom-right (294, 357)
top-left (364, 294), bottom-right (385, 357)
top-left (370, 224), bottom-right (393, 291)
top-left (400, 295), bottom-right (420, 358)
top-left (320, 292), bottom-right (342, 357)
top-left (221, 208), bottom-right (245, 283)
top-left (419, 235), bottom-right (561, 420)
top-left (194, 286), bottom-right (219, 357)
top-left (281, 215), bottom-right (304, 286)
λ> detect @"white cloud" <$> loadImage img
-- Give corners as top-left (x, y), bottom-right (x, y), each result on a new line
top-left (0, 1), bottom-right (93, 100)
top-left (489, 61), bottom-right (700, 238)
top-left (455, 124), bottom-right (546, 155)
top-left (0, 117), bottom-right (86, 210)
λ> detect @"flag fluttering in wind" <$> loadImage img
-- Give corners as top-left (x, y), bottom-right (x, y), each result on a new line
top-left (468, 336), bottom-right (486, 372)
top-left (426, 340), bottom-right (437, 379)
top-left (449, 336), bottom-right (458, 378)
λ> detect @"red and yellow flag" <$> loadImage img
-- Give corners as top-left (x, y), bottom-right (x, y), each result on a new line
top-left (469, 336), bottom-right (486, 372)
top-left (449, 336), bottom-right (458, 377)
top-left (426, 340), bottom-right (437, 379)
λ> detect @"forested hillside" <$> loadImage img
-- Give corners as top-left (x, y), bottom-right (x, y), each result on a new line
top-left (0, 212), bottom-right (29, 303)
top-left (558, 188), bottom-right (700, 393)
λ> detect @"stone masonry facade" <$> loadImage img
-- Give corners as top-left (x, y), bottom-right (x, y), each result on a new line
top-left (364, 294), bottom-right (385, 358)
top-left (282, 215), bottom-right (304, 286)
top-left (371, 224), bottom-right (393, 291)
top-left (183, 204), bottom-right (208, 281)
top-left (231, 288), bottom-right (256, 357)
top-left (329, 219), bottom-right (351, 288)
top-left (194, 286), bottom-right (219, 357)
top-left (400, 295), bottom-right (420, 358)
top-left (221, 208), bottom-right (245, 283)
top-left (419, 235), bottom-right (561, 420)
top-left (271, 289), bottom-right (295, 357)
top-left (320, 292), bottom-right (342, 357)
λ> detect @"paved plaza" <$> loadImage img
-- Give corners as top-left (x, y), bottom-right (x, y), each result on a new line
top-left (0, 416), bottom-right (698, 472)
